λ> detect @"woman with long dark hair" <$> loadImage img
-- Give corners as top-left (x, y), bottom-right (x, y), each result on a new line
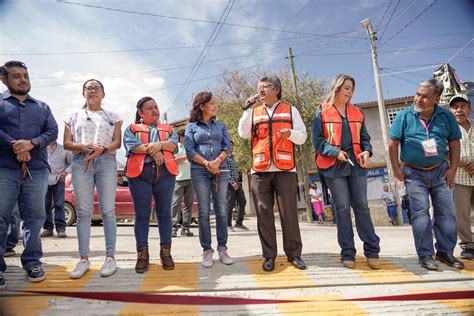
top-left (184, 92), bottom-right (232, 268)
top-left (64, 79), bottom-right (122, 279)
top-left (123, 96), bottom-right (178, 272)
top-left (312, 74), bottom-right (381, 269)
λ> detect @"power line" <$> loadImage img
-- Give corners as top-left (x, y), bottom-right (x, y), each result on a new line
top-left (375, 0), bottom-right (393, 31)
top-left (173, 0), bottom-right (234, 102)
top-left (377, 0), bottom-right (400, 42)
top-left (380, 0), bottom-right (437, 47)
top-left (56, 0), bottom-right (360, 39)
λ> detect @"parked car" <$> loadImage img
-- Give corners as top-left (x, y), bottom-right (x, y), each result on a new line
top-left (63, 170), bottom-right (197, 226)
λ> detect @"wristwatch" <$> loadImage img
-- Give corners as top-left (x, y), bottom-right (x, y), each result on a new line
top-left (31, 139), bottom-right (40, 148)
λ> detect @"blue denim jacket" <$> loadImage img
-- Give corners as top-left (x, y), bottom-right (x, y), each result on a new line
top-left (184, 119), bottom-right (230, 170)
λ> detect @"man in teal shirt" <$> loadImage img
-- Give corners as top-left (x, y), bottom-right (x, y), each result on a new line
top-left (389, 79), bottom-right (464, 271)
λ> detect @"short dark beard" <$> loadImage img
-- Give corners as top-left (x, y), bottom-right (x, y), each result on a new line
top-left (8, 86), bottom-right (30, 96)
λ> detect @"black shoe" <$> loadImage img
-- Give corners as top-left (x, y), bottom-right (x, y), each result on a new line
top-left (419, 255), bottom-right (438, 270)
top-left (234, 224), bottom-right (249, 231)
top-left (435, 252), bottom-right (465, 269)
top-left (460, 249), bottom-right (474, 260)
top-left (27, 266), bottom-right (46, 283)
top-left (287, 257), bottom-right (306, 270)
top-left (263, 258), bottom-right (275, 272)
top-left (0, 272), bottom-right (5, 289)
top-left (180, 227), bottom-right (194, 237)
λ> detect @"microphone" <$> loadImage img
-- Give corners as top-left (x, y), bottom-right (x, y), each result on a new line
top-left (243, 94), bottom-right (260, 111)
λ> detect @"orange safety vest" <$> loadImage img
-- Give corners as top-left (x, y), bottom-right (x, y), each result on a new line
top-left (316, 103), bottom-right (365, 169)
top-left (251, 102), bottom-right (295, 172)
top-left (125, 123), bottom-right (179, 178)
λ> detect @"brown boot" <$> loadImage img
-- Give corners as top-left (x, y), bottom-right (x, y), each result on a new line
top-left (160, 245), bottom-right (175, 270)
top-left (135, 247), bottom-right (149, 273)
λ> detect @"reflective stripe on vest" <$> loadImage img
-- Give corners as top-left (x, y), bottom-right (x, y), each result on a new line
top-left (251, 102), bottom-right (295, 171)
top-left (125, 123), bottom-right (179, 178)
top-left (315, 104), bottom-right (364, 169)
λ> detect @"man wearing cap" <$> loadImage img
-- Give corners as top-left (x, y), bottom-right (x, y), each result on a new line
top-left (388, 79), bottom-right (464, 270)
top-left (449, 94), bottom-right (474, 260)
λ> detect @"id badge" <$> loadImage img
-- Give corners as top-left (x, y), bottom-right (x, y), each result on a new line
top-left (421, 138), bottom-right (438, 157)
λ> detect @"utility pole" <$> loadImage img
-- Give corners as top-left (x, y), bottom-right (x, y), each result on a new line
top-left (361, 18), bottom-right (403, 224)
top-left (288, 47), bottom-right (313, 223)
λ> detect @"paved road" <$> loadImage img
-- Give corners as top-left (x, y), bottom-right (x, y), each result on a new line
top-left (1, 217), bottom-right (473, 315)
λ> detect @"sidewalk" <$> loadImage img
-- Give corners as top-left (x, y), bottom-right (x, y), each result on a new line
top-left (1, 217), bottom-right (473, 315)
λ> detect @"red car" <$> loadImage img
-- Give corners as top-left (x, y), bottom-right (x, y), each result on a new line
top-left (64, 170), bottom-right (197, 226)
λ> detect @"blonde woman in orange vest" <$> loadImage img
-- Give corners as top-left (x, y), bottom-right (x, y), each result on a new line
top-left (238, 75), bottom-right (307, 272)
top-left (123, 96), bottom-right (179, 273)
top-left (312, 74), bottom-right (381, 270)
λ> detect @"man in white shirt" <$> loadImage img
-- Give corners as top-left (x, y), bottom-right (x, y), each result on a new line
top-left (238, 75), bottom-right (307, 272)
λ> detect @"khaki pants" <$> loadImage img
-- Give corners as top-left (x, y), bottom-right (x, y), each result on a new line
top-left (453, 184), bottom-right (474, 249)
top-left (251, 172), bottom-right (302, 259)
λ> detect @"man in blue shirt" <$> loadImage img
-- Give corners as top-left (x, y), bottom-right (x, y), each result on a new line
top-left (0, 61), bottom-right (58, 288)
top-left (389, 79), bottom-right (464, 271)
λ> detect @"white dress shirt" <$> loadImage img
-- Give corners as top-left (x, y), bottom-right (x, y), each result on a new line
top-left (238, 101), bottom-right (307, 173)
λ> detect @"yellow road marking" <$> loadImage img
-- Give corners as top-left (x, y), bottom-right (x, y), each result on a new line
top-left (460, 259), bottom-right (474, 277)
top-left (410, 288), bottom-right (474, 314)
top-left (119, 262), bottom-right (199, 316)
top-left (278, 294), bottom-right (368, 315)
top-left (332, 255), bottom-right (420, 283)
top-left (245, 256), bottom-right (314, 289)
top-left (1, 263), bottom-right (99, 316)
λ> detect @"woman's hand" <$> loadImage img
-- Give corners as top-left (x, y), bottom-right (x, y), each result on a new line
top-left (83, 145), bottom-right (105, 162)
top-left (152, 151), bottom-right (165, 166)
top-left (80, 143), bottom-right (95, 154)
top-left (206, 158), bottom-right (221, 175)
top-left (147, 142), bottom-right (163, 156)
top-left (357, 151), bottom-right (370, 168)
top-left (336, 150), bottom-right (348, 162)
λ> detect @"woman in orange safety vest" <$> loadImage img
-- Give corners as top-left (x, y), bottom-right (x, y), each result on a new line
top-left (312, 74), bottom-right (381, 270)
top-left (123, 96), bottom-right (178, 273)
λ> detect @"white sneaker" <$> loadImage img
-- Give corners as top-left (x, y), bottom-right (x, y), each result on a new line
top-left (202, 249), bottom-right (214, 268)
top-left (218, 250), bottom-right (234, 265)
top-left (70, 260), bottom-right (90, 279)
top-left (100, 257), bottom-right (117, 277)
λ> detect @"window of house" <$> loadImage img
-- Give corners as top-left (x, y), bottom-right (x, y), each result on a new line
top-left (386, 106), bottom-right (408, 126)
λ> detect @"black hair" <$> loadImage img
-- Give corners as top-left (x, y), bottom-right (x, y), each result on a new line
top-left (189, 91), bottom-right (213, 123)
top-left (1, 61), bottom-right (28, 78)
top-left (135, 96), bottom-right (155, 123)
top-left (82, 79), bottom-right (105, 109)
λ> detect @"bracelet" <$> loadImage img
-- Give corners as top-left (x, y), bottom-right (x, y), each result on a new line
top-left (101, 146), bottom-right (108, 155)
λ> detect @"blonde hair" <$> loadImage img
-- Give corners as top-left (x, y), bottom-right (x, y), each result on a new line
top-left (324, 74), bottom-right (356, 105)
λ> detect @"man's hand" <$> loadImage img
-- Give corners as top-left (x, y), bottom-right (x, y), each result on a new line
top-left (277, 128), bottom-right (291, 139)
top-left (443, 167), bottom-right (457, 188)
top-left (464, 162), bottom-right (474, 176)
top-left (393, 165), bottom-right (405, 182)
top-left (16, 151), bottom-right (31, 162)
top-left (58, 171), bottom-right (68, 182)
top-left (11, 139), bottom-right (35, 154)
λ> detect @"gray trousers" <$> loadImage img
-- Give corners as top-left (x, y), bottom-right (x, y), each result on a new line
top-left (453, 184), bottom-right (474, 249)
top-left (251, 172), bottom-right (302, 259)
top-left (171, 179), bottom-right (194, 228)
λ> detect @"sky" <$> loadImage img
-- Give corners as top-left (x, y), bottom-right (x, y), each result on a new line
top-left (1, 0), bottom-right (473, 146)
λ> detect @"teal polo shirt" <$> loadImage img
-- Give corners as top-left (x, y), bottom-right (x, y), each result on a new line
top-left (389, 104), bottom-right (461, 167)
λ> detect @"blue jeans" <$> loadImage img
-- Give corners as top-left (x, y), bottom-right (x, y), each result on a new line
top-left (324, 175), bottom-right (380, 261)
top-left (44, 181), bottom-right (66, 232)
top-left (128, 163), bottom-right (175, 249)
top-left (191, 167), bottom-right (230, 252)
top-left (0, 167), bottom-right (48, 272)
top-left (72, 153), bottom-right (117, 257)
top-left (6, 203), bottom-right (20, 249)
top-left (402, 160), bottom-right (457, 256)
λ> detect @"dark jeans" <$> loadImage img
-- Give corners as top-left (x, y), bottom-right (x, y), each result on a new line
top-left (251, 172), bottom-right (302, 259)
top-left (324, 175), bottom-right (380, 261)
top-left (129, 163), bottom-right (175, 249)
top-left (0, 167), bottom-right (48, 272)
top-left (171, 179), bottom-right (194, 228)
top-left (227, 184), bottom-right (247, 226)
top-left (43, 181), bottom-right (66, 232)
top-left (6, 203), bottom-right (20, 249)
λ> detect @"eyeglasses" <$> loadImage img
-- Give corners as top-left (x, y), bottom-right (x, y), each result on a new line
top-left (258, 84), bottom-right (273, 90)
top-left (84, 86), bottom-right (102, 92)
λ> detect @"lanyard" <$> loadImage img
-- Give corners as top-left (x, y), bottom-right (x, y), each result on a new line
top-left (418, 117), bottom-right (433, 138)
